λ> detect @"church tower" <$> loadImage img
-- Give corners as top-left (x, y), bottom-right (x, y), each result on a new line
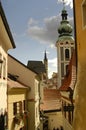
top-left (56, 3), bottom-right (75, 88)
top-left (44, 50), bottom-right (48, 79)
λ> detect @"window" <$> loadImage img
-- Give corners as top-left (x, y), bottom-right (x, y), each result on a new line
top-left (60, 47), bottom-right (64, 60)
top-left (65, 49), bottom-right (69, 60)
top-left (66, 41), bottom-right (68, 44)
top-left (13, 102), bottom-right (17, 115)
top-left (82, 0), bottom-right (86, 27)
top-left (23, 100), bottom-right (27, 111)
top-left (13, 101), bottom-right (26, 115)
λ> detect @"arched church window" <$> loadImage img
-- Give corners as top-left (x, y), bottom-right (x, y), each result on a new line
top-left (65, 49), bottom-right (69, 60)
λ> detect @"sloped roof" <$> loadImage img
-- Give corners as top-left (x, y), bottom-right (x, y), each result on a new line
top-left (8, 54), bottom-right (37, 75)
top-left (40, 88), bottom-right (61, 111)
top-left (27, 60), bottom-right (46, 74)
top-left (44, 88), bottom-right (61, 100)
top-left (8, 78), bottom-right (29, 89)
top-left (59, 50), bottom-right (76, 91)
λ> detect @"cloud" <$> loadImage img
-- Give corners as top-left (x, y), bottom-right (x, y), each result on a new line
top-left (27, 15), bottom-right (60, 45)
top-left (28, 18), bottom-right (39, 26)
top-left (48, 58), bottom-right (57, 68)
top-left (27, 14), bottom-right (73, 47)
top-left (57, 0), bottom-right (73, 9)
top-left (48, 58), bottom-right (57, 78)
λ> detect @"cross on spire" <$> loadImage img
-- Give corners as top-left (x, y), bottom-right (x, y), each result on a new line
top-left (62, 0), bottom-right (65, 9)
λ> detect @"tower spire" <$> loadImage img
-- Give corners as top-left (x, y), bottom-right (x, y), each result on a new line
top-left (44, 50), bottom-right (48, 79)
top-left (62, 0), bottom-right (65, 9)
top-left (57, 2), bottom-right (72, 36)
top-left (56, 1), bottom-right (75, 87)
top-left (44, 50), bottom-right (47, 61)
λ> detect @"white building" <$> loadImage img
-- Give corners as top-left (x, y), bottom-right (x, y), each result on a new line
top-left (56, 6), bottom-right (75, 88)
top-left (0, 2), bottom-right (15, 129)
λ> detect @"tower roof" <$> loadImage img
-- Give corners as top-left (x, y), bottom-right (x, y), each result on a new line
top-left (58, 6), bottom-right (73, 37)
top-left (44, 50), bottom-right (48, 61)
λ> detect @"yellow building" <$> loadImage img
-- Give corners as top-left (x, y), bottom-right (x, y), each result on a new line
top-left (0, 2), bottom-right (15, 129)
top-left (8, 55), bottom-right (40, 130)
top-left (73, 0), bottom-right (86, 129)
top-left (7, 76), bottom-right (29, 130)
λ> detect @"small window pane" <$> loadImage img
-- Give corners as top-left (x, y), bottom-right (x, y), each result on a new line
top-left (65, 49), bottom-right (69, 60)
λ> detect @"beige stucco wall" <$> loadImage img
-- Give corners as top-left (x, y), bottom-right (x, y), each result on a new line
top-left (0, 23), bottom-right (10, 114)
top-left (45, 111), bottom-right (63, 130)
top-left (0, 80), bottom-right (7, 114)
top-left (8, 88), bottom-right (27, 130)
top-left (73, 0), bottom-right (86, 129)
top-left (28, 102), bottom-right (35, 130)
top-left (63, 116), bottom-right (72, 130)
top-left (8, 55), bottom-right (36, 99)
top-left (8, 55), bottom-right (40, 130)
top-left (0, 6), bottom-right (15, 121)
top-left (0, 47), bottom-right (7, 113)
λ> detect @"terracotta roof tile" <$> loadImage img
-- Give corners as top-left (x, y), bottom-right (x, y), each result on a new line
top-left (59, 50), bottom-right (76, 91)
top-left (40, 88), bottom-right (61, 111)
top-left (7, 78), bottom-right (28, 89)
top-left (40, 100), bottom-right (61, 111)
top-left (44, 88), bottom-right (61, 100)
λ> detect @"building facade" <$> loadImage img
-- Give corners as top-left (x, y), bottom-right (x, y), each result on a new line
top-left (56, 6), bottom-right (75, 88)
top-left (8, 55), bottom-right (40, 130)
top-left (73, 0), bottom-right (86, 129)
top-left (7, 75), bottom-right (28, 130)
top-left (60, 51), bottom-right (76, 130)
top-left (0, 2), bottom-right (15, 129)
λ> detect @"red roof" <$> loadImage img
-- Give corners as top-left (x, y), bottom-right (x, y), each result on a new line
top-left (40, 88), bottom-right (61, 111)
top-left (44, 88), bottom-right (61, 100)
top-left (59, 50), bottom-right (76, 91)
top-left (7, 78), bottom-right (29, 89)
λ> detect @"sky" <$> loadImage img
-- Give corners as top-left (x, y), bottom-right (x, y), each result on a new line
top-left (1, 0), bottom-right (73, 78)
